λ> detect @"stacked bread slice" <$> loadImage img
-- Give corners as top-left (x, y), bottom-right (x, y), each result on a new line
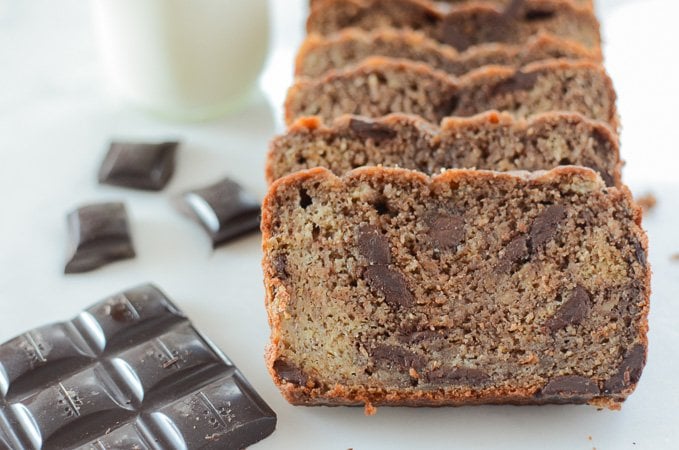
top-left (262, 0), bottom-right (649, 413)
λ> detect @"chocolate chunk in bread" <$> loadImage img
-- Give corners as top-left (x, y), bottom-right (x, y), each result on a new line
top-left (358, 224), bottom-right (392, 264)
top-left (307, 0), bottom-right (601, 51)
top-left (540, 375), bottom-right (600, 397)
top-left (544, 285), bottom-right (591, 332)
top-left (268, 112), bottom-right (621, 186)
top-left (296, 29), bottom-right (600, 78)
top-left (285, 58), bottom-right (618, 129)
top-left (529, 204), bottom-right (567, 249)
top-left (262, 166), bottom-right (649, 411)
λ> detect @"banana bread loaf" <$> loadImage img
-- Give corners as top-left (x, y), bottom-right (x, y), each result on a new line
top-left (267, 111), bottom-right (621, 186)
top-left (262, 166), bottom-right (649, 413)
top-left (307, 0), bottom-right (601, 51)
top-left (297, 29), bottom-right (599, 78)
top-left (285, 57), bottom-right (618, 129)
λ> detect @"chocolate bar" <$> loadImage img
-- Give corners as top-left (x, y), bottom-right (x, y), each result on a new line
top-left (0, 284), bottom-right (277, 449)
top-left (98, 141), bottom-right (179, 191)
top-left (64, 202), bottom-right (136, 274)
top-left (176, 178), bottom-right (261, 248)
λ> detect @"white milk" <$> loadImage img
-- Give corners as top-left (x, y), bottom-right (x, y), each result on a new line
top-left (92, 0), bottom-right (270, 120)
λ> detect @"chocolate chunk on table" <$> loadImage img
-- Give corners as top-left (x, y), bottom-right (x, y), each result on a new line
top-left (0, 284), bottom-right (277, 450)
top-left (98, 141), bottom-right (179, 191)
top-left (176, 177), bottom-right (261, 248)
top-left (64, 202), bottom-right (135, 274)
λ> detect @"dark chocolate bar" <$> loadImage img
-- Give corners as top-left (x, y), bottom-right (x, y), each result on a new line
top-left (176, 178), bottom-right (261, 248)
top-left (98, 141), bottom-right (179, 191)
top-left (0, 284), bottom-right (277, 449)
top-left (64, 202), bottom-right (136, 274)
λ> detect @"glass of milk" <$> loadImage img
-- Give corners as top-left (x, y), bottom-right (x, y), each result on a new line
top-left (92, 0), bottom-right (270, 120)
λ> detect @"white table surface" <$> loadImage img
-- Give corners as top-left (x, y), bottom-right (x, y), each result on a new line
top-left (1, 1), bottom-right (678, 449)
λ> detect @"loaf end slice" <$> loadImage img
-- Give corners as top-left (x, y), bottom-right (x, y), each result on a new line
top-left (262, 166), bottom-right (649, 412)
top-left (267, 111), bottom-right (621, 186)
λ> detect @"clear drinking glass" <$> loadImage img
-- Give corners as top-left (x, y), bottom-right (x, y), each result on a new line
top-left (92, 0), bottom-right (270, 120)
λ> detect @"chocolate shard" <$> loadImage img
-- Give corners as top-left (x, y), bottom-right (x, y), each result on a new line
top-left (427, 367), bottom-right (490, 385)
top-left (357, 224), bottom-right (391, 265)
top-left (427, 213), bottom-right (466, 250)
top-left (349, 118), bottom-right (397, 143)
top-left (603, 344), bottom-right (647, 394)
top-left (541, 375), bottom-right (600, 396)
top-left (364, 265), bottom-right (415, 308)
top-left (496, 234), bottom-right (530, 273)
top-left (273, 359), bottom-right (308, 386)
top-left (176, 177), bottom-right (261, 248)
top-left (530, 204), bottom-right (568, 250)
top-left (492, 70), bottom-right (540, 97)
top-left (545, 285), bottom-right (591, 332)
top-left (370, 344), bottom-right (425, 372)
top-left (98, 140), bottom-right (179, 191)
top-left (0, 284), bottom-right (277, 450)
top-left (64, 202), bottom-right (136, 274)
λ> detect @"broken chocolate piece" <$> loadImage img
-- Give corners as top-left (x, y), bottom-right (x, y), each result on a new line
top-left (64, 202), bottom-right (135, 274)
top-left (545, 285), bottom-right (591, 332)
top-left (349, 118), bottom-right (397, 142)
top-left (98, 141), bottom-right (179, 191)
top-left (176, 177), bottom-right (260, 248)
top-left (427, 367), bottom-right (490, 385)
top-left (358, 224), bottom-right (391, 265)
top-left (273, 359), bottom-right (308, 386)
top-left (427, 214), bottom-right (465, 250)
top-left (541, 375), bottom-right (600, 396)
top-left (530, 204), bottom-right (567, 250)
top-left (364, 265), bottom-right (414, 308)
top-left (0, 284), bottom-right (277, 450)
top-left (603, 344), bottom-right (647, 394)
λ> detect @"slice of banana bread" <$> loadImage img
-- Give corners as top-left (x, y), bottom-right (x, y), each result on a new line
top-left (307, 0), bottom-right (601, 51)
top-left (267, 111), bottom-right (621, 186)
top-left (262, 166), bottom-right (649, 413)
top-left (285, 57), bottom-right (618, 129)
top-left (296, 30), bottom-right (600, 78)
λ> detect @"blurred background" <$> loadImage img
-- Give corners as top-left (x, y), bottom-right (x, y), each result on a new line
top-left (0, 1), bottom-right (678, 449)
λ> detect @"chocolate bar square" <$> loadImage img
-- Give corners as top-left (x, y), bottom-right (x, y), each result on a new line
top-left (98, 141), bottom-right (179, 191)
top-left (64, 202), bottom-right (135, 274)
top-left (176, 177), bottom-right (261, 248)
top-left (0, 284), bottom-right (277, 449)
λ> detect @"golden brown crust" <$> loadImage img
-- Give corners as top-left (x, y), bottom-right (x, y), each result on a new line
top-left (261, 166), bottom-right (650, 413)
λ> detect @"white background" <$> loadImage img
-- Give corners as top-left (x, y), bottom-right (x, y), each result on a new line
top-left (1, 1), bottom-right (678, 449)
